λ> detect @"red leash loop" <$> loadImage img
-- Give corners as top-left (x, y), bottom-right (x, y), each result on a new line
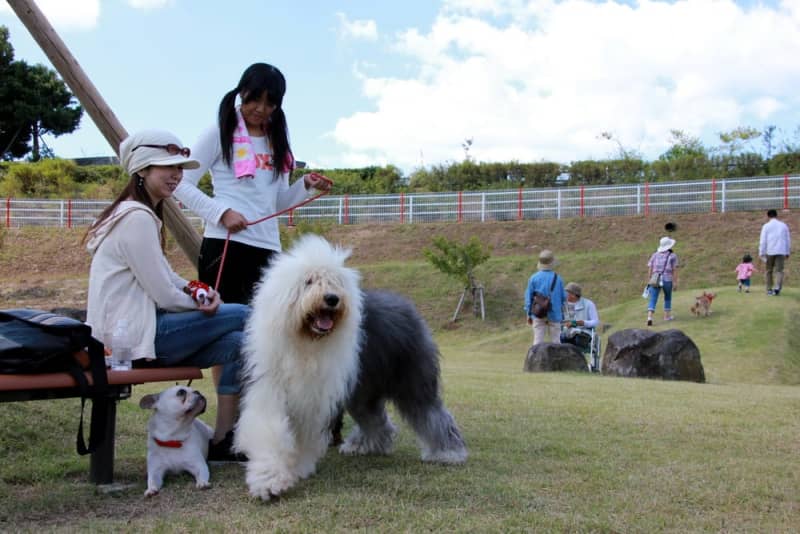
top-left (213, 173), bottom-right (332, 291)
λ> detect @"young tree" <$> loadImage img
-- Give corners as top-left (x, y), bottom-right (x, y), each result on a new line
top-left (659, 129), bottom-right (707, 160)
top-left (423, 235), bottom-right (490, 321)
top-left (762, 125), bottom-right (777, 159)
top-left (462, 137), bottom-right (474, 161)
top-left (718, 126), bottom-right (760, 156)
top-left (597, 131), bottom-right (642, 160)
top-left (0, 26), bottom-right (82, 161)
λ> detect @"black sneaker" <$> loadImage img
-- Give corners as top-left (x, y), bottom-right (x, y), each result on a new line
top-left (773, 289), bottom-right (781, 296)
top-left (208, 430), bottom-right (247, 463)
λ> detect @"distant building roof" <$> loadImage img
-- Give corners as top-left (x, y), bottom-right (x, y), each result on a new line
top-left (73, 156), bottom-right (119, 166)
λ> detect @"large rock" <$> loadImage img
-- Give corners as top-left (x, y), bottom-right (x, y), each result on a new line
top-left (602, 328), bottom-right (705, 383)
top-left (524, 343), bottom-right (589, 373)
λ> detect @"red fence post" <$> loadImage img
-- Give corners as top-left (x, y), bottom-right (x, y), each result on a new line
top-left (399, 192), bottom-right (405, 224)
top-left (5, 197), bottom-right (10, 227)
top-left (711, 178), bottom-right (716, 213)
top-left (457, 191), bottom-right (463, 223)
top-left (517, 187), bottom-right (523, 221)
top-left (287, 209), bottom-right (294, 227)
top-left (344, 195), bottom-right (349, 225)
top-left (580, 186), bottom-right (585, 217)
top-left (644, 182), bottom-right (650, 217)
top-left (784, 174), bottom-right (790, 210)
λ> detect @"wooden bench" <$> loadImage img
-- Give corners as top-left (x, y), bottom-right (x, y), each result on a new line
top-left (0, 366), bottom-right (203, 484)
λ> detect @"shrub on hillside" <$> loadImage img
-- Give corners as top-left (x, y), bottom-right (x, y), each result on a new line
top-left (768, 151), bottom-right (800, 175)
top-left (0, 159), bottom-right (80, 198)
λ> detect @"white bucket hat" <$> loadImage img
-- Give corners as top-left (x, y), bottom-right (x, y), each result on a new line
top-left (120, 129), bottom-right (200, 176)
top-left (657, 236), bottom-right (676, 253)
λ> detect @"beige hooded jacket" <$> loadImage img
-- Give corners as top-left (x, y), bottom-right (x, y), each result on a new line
top-left (85, 201), bottom-right (197, 360)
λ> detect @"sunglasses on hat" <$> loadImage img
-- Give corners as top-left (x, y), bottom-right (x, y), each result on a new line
top-left (132, 143), bottom-right (191, 158)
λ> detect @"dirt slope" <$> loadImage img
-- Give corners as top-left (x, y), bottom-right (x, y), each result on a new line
top-left (1, 210), bottom-right (796, 313)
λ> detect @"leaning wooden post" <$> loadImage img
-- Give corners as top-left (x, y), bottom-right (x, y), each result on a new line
top-left (7, 0), bottom-right (201, 266)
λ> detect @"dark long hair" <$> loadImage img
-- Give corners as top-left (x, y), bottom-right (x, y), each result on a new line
top-left (219, 63), bottom-right (292, 180)
top-left (82, 172), bottom-right (166, 249)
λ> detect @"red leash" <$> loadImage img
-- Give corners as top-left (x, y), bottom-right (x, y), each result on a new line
top-left (214, 173), bottom-right (332, 292)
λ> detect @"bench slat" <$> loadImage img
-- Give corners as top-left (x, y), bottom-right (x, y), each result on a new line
top-left (0, 367), bottom-right (203, 392)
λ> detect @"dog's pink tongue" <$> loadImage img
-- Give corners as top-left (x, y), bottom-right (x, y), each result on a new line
top-left (315, 316), bottom-right (333, 331)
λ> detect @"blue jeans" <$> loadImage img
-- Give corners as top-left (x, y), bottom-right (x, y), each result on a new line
top-left (154, 303), bottom-right (249, 395)
top-left (648, 281), bottom-right (673, 313)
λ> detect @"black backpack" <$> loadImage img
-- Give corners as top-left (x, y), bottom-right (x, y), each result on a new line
top-left (0, 309), bottom-right (109, 455)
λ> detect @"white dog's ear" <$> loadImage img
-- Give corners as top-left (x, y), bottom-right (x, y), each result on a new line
top-left (139, 393), bottom-right (159, 410)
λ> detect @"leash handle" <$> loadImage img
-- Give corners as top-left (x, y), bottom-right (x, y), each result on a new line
top-left (214, 173), bottom-right (332, 291)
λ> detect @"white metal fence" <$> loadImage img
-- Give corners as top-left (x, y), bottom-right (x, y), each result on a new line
top-left (2, 175), bottom-right (797, 228)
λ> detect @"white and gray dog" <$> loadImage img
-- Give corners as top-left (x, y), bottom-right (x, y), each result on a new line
top-left (235, 234), bottom-right (466, 501)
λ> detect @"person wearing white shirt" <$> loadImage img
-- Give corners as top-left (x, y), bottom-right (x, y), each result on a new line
top-left (560, 282), bottom-right (601, 370)
top-left (174, 63), bottom-right (330, 305)
top-left (759, 209), bottom-right (791, 296)
top-left (85, 129), bottom-right (249, 462)
top-left (561, 282), bottom-right (600, 340)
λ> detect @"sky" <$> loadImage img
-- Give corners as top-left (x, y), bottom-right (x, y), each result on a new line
top-left (1, 0), bottom-right (799, 174)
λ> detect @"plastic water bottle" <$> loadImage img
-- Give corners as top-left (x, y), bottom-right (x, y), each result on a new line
top-left (110, 319), bottom-right (133, 371)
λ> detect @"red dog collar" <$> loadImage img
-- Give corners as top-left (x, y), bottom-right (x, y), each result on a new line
top-left (154, 437), bottom-right (183, 448)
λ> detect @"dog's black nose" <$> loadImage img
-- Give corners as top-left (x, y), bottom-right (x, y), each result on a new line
top-left (324, 293), bottom-right (339, 307)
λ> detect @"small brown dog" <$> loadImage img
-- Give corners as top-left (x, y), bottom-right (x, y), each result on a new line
top-left (690, 291), bottom-right (716, 317)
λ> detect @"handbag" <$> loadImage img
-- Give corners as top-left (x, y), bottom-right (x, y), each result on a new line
top-left (531, 273), bottom-right (558, 319)
top-left (648, 272), bottom-right (661, 288)
top-left (0, 309), bottom-right (109, 455)
top-left (648, 252), bottom-right (671, 288)
top-left (642, 286), bottom-right (650, 299)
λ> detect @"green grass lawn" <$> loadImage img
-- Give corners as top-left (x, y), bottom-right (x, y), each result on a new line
top-left (1, 287), bottom-right (798, 531)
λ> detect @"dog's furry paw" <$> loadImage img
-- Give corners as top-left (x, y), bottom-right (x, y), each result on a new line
top-left (339, 424), bottom-right (396, 456)
top-left (144, 487), bottom-right (159, 498)
top-left (196, 480), bottom-right (211, 490)
top-left (246, 463), bottom-right (297, 501)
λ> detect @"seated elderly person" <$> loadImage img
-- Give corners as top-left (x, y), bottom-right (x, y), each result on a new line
top-left (560, 282), bottom-right (600, 348)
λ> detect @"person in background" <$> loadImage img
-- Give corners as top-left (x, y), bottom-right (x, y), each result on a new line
top-left (524, 249), bottom-right (566, 346)
top-left (560, 282), bottom-right (600, 341)
top-left (174, 62), bottom-right (331, 304)
top-left (646, 236), bottom-right (679, 326)
top-left (734, 253), bottom-right (757, 293)
top-left (84, 130), bottom-right (248, 462)
top-left (758, 209), bottom-right (791, 296)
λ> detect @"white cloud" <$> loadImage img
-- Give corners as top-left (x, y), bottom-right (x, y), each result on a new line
top-left (333, 0), bottom-right (800, 170)
top-left (336, 12), bottom-right (378, 41)
top-left (127, 0), bottom-right (175, 9)
top-left (0, 0), bottom-right (100, 30)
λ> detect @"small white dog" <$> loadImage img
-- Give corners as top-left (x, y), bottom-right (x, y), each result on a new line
top-left (235, 234), bottom-right (363, 501)
top-left (139, 385), bottom-right (214, 497)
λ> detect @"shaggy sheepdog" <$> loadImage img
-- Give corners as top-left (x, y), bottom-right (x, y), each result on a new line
top-left (234, 234), bottom-right (467, 501)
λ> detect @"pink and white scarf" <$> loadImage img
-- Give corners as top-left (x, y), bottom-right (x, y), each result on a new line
top-left (233, 108), bottom-right (295, 177)
top-left (233, 108), bottom-right (256, 179)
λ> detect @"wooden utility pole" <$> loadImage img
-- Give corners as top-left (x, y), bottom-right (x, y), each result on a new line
top-left (7, 0), bottom-right (201, 266)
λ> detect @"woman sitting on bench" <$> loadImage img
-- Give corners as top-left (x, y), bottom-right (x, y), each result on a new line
top-left (84, 129), bottom-right (248, 462)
